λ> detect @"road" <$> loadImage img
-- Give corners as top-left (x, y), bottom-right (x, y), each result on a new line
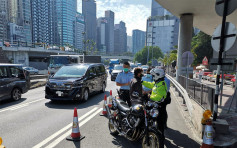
top-left (0, 77), bottom-right (200, 148)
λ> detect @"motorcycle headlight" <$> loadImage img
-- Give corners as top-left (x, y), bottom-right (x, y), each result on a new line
top-left (150, 108), bottom-right (159, 118)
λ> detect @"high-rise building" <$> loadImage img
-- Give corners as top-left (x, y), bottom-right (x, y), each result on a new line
top-left (147, 0), bottom-right (179, 53)
top-left (31, 0), bottom-right (50, 44)
top-left (50, 0), bottom-right (77, 46)
top-left (22, 0), bottom-right (32, 43)
top-left (151, 0), bottom-right (172, 17)
top-left (74, 12), bottom-right (85, 51)
top-left (0, 0), bottom-right (8, 40)
top-left (105, 10), bottom-right (114, 53)
top-left (97, 17), bottom-right (107, 53)
top-left (114, 21), bottom-right (127, 54)
top-left (132, 29), bottom-right (145, 53)
top-left (8, 0), bottom-right (32, 43)
top-left (82, 0), bottom-right (97, 43)
top-left (127, 36), bottom-right (132, 53)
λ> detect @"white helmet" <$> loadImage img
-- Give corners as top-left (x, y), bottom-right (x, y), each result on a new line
top-left (150, 68), bottom-right (165, 81)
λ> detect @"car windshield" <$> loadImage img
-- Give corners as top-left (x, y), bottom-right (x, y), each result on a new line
top-left (141, 65), bottom-right (149, 69)
top-left (114, 65), bottom-right (123, 70)
top-left (54, 65), bottom-right (88, 78)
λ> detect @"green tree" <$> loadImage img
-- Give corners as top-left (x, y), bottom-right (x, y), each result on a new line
top-left (134, 46), bottom-right (164, 65)
top-left (191, 31), bottom-right (212, 65)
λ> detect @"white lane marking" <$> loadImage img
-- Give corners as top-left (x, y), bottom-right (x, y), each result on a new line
top-left (45, 108), bottom-right (103, 148)
top-left (33, 107), bottom-right (99, 148)
top-left (10, 104), bottom-right (29, 110)
top-left (0, 98), bottom-right (45, 113)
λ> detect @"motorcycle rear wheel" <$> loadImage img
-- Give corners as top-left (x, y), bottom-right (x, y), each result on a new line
top-left (142, 129), bottom-right (162, 148)
top-left (108, 119), bottom-right (119, 135)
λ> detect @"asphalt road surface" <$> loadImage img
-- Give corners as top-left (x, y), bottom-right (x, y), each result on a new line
top-left (0, 77), bottom-right (200, 148)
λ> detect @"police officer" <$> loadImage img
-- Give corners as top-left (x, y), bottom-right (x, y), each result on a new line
top-left (130, 68), bottom-right (144, 106)
top-left (115, 62), bottom-right (133, 106)
top-left (160, 67), bottom-right (171, 129)
top-left (142, 68), bottom-right (168, 148)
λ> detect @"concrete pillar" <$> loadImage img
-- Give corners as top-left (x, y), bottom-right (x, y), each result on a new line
top-left (176, 14), bottom-right (193, 82)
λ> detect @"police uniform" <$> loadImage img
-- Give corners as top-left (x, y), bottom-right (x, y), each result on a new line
top-left (115, 71), bottom-right (133, 106)
top-left (142, 79), bottom-right (168, 148)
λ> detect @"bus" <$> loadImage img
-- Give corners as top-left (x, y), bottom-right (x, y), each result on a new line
top-left (48, 55), bottom-right (101, 75)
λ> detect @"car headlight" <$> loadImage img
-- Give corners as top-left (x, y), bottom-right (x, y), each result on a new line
top-left (72, 81), bottom-right (84, 88)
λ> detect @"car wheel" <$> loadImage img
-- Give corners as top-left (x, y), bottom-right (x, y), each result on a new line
top-left (11, 88), bottom-right (22, 101)
top-left (100, 83), bottom-right (106, 93)
top-left (83, 88), bottom-right (89, 102)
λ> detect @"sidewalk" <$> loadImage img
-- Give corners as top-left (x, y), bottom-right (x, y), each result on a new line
top-left (170, 74), bottom-right (237, 147)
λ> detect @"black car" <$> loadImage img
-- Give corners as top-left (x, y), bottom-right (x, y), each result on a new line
top-left (0, 64), bottom-right (30, 101)
top-left (45, 63), bottom-right (107, 102)
top-left (111, 65), bottom-right (124, 81)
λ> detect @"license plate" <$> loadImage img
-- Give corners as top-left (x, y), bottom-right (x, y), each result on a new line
top-left (56, 91), bottom-right (63, 96)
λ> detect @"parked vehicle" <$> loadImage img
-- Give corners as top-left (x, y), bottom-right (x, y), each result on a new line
top-left (111, 65), bottom-right (123, 81)
top-left (45, 63), bottom-right (107, 102)
top-left (0, 64), bottom-right (30, 101)
top-left (107, 90), bottom-right (162, 147)
top-left (23, 67), bottom-right (39, 75)
top-left (109, 59), bottom-right (120, 74)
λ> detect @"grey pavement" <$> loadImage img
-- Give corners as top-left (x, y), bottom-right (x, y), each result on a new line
top-left (0, 77), bottom-right (199, 148)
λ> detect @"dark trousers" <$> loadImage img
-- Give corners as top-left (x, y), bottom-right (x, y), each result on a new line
top-left (164, 105), bottom-right (168, 128)
top-left (157, 106), bottom-right (166, 148)
top-left (120, 89), bottom-right (131, 107)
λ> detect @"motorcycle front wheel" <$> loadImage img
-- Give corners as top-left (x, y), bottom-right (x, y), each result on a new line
top-left (142, 128), bottom-right (162, 148)
top-left (108, 119), bottom-right (119, 136)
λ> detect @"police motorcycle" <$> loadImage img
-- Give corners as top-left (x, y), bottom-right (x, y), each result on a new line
top-left (106, 90), bottom-right (162, 148)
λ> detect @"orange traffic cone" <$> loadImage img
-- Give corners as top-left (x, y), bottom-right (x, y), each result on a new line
top-left (100, 94), bottom-right (107, 116)
top-left (0, 137), bottom-right (5, 148)
top-left (66, 107), bottom-right (85, 141)
top-left (108, 90), bottom-right (113, 108)
top-left (200, 120), bottom-right (214, 148)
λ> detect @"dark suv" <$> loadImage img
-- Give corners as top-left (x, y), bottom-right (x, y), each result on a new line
top-left (0, 64), bottom-right (30, 101)
top-left (45, 63), bottom-right (107, 102)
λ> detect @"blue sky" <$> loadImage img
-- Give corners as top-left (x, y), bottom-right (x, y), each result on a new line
top-left (78, 0), bottom-right (152, 36)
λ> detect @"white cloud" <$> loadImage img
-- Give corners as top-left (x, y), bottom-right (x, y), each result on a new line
top-left (78, 0), bottom-right (151, 35)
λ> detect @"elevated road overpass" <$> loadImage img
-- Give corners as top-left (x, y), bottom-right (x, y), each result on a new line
top-left (1, 46), bottom-right (134, 69)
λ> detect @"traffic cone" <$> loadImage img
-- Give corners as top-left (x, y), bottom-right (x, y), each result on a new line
top-left (108, 90), bottom-right (113, 108)
top-left (66, 107), bottom-right (85, 141)
top-left (0, 137), bottom-right (5, 148)
top-left (100, 94), bottom-right (107, 116)
top-left (200, 120), bottom-right (214, 148)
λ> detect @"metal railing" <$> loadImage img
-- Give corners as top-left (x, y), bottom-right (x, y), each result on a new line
top-left (166, 74), bottom-right (194, 117)
top-left (178, 76), bottom-right (215, 111)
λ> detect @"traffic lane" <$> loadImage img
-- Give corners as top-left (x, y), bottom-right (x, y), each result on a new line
top-left (0, 79), bottom-right (116, 148)
top-left (49, 86), bottom-right (199, 148)
top-left (0, 86), bottom-right (45, 110)
top-left (56, 112), bottom-right (141, 148)
top-left (165, 89), bottom-right (200, 148)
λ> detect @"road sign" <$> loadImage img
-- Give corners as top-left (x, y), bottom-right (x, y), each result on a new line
top-left (209, 58), bottom-right (236, 71)
top-left (215, 0), bottom-right (237, 16)
top-left (211, 22), bottom-right (237, 52)
top-left (202, 56), bottom-right (208, 66)
top-left (182, 51), bottom-right (194, 66)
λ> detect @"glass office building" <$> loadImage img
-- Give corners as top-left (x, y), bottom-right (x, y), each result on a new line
top-left (51, 0), bottom-right (77, 46)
